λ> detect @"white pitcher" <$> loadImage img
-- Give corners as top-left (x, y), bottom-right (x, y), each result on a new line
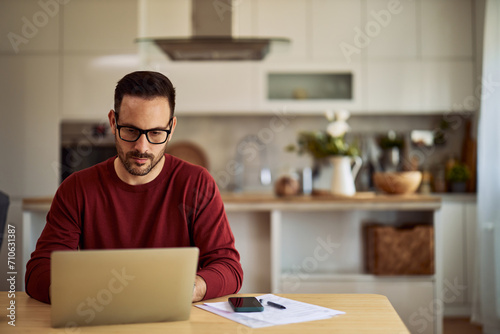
top-left (329, 155), bottom-right (363, 196)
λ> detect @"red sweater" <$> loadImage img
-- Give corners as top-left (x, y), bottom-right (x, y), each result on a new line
top-left (25, 154), bottom-right (243, 303)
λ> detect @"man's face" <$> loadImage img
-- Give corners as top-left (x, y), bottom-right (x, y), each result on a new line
top-left (111, 95), bottom-right (175, 177)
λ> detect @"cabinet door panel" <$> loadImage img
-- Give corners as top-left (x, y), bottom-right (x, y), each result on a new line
top-left (258, 62), bottom-right (363, 113)
top-left (63, 0), bottom-right (138, 52)
top-left (441, 201), bottom-right (466, 305)
top-left (464, 202), bottom-right (477, 304)
top-left (158, 62), bottom-right (256, 113)
top-left (421, 0), bottom-right (473, 58)
top-left (232, 0), bottom-right (253, 36)
top-left (421, 61), bottom-right (475, 112)
top-left (311, 0), bottom-right (362, 62)
top-left (365, 0), bottom-right (417, 58)
top-left (365, 60), bottom-right (422, 112)
top-left (226, 212), bottom-right (271, 294)
top-left (138, 0), bottom-right (190, 38)
top-left (62, 54), bottom-right (141, 119)
top-left (255, 0), bottom-right (308, 61)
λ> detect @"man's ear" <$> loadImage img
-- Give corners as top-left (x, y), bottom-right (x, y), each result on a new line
top-left (167, 116), bottom-right (177, 143)
top-left (108, 110), bottom-right (116, 134)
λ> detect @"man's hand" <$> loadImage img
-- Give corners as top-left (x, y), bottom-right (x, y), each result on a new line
top-left (192, 275), bottom-right (207, 302)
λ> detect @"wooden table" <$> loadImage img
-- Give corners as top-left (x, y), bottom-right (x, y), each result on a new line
top-left (1, 292), bottom-right (409, 333)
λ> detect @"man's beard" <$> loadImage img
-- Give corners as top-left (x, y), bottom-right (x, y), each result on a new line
top-left (116, 144), bottom-right (165, 176)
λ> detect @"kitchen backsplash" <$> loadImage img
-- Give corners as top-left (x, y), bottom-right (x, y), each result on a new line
top-left (168, 113), bottom-right (469, 192)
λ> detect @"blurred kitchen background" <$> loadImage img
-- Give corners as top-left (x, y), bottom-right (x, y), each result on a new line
top-left (1, 0), bottom-right (482, 198)
top-left (0, 1), bottom-right (491, 333)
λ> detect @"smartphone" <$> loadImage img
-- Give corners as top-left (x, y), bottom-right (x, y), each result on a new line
top-left (228, 297), bottom-right (264, 312)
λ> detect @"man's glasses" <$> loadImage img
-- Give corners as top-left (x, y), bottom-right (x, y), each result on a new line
top-left (115, 116), bottom-right (173, 145)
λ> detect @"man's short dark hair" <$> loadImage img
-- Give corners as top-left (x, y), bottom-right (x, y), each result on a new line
top-left (114, 71), bottom-right (176, 120)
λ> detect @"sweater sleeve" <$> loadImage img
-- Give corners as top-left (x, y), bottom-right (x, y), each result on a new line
top-left (25, 175), bottom-right (82, 304)
top-left (188, 169), bottom-right (243, 300)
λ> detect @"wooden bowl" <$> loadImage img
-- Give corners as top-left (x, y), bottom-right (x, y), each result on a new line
top-left (373, 171), bottom-right (423, 194)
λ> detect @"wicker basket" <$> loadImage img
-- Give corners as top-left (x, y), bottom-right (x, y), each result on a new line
top-left (363, 223), bottom-right (434, 275)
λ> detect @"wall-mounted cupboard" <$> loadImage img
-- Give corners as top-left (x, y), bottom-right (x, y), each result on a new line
top-left (137, 0), bottom-right (477, 115)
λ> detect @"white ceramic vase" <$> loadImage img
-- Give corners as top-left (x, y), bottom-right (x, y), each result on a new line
top-left (329, 156), bottom-right (362, 196)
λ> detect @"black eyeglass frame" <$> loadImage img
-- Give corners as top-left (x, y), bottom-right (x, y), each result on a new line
top-left (114, 112), bottom-right (174, 145)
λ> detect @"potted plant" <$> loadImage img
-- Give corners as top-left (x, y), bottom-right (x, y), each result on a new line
top-left (286, 110), bottom-right (359, 158)
top-left (286, 110), bottom-right (362, 196)
top-left (446, 162), bottom-right (470, 192)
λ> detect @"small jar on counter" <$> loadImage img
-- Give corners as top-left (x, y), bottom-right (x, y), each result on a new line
top-left (274, 168), bottom-right (301, 197)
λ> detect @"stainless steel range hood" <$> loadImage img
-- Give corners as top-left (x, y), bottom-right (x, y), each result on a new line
top-left (138, 0), bottom-right (289, 61)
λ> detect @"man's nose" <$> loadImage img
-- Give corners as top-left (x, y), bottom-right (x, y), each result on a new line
top-left (133, 133), bottom-right (150, 152)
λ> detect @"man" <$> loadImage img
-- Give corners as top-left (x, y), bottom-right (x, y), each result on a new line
top-left (25, 71), bottom-right (243, 304)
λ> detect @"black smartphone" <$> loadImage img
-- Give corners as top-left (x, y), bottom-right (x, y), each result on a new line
top-left (228, 297), bottom-right (264, 312)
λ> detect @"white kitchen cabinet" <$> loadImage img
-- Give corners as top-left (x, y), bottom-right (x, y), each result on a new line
top-left (258, 62), bottom-right (364, 113)
top-left (226, 211), bottom-right (272, 294)
top-left (138, 0), bottom-right (190, 38)
top-left (364, 0), bottom-right (418, 58)
top-left (311, 0), bottom-right (362, 62)
top-left (365, 60), bottom-right (423, 112)
top-left (421, 0), bottom-right (473, 58)
top-left (441, 196), bottom-right (477, 316)
top-left (421, 61), bottom-right (475, 112)
top-left (157, 62), bottom-right (258, 113)
top-left (63, 0), bottom-right (138, 52)
top-left (62, 54), bottom-right (141, 119)
top-left (254, 0), bottom-right (309, 62)
top-left (0, 0), bottom-right (60, 53)
top-left (232, 0), bottom-right (253, 37)
top-left (366, 59), bottom-right (475, 113)
top-left (134, 0), bottom-right (478, 115)
top-left (441, 201), bottom-right (466, 305)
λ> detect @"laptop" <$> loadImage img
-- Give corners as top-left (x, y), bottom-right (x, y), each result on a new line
top-left (50, 247), bottom-right (199, 328)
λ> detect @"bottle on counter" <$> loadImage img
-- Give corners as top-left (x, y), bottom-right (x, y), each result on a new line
top-left (420, 169), bottom-right (432, 194)
top-left (432, 165), bottom-right (447, 193)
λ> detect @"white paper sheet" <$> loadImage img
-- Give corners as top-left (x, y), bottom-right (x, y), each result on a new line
top-left (195, 294), bottom-right (345, 328)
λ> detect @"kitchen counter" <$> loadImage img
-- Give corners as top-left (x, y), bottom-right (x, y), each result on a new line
top-left (221, 192), bottom-right (441, 211)
top-left (23, 192), bottom-right (442, 212)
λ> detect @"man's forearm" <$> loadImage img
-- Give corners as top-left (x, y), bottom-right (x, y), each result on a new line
top-left (25, 261), bottom-right (51, 304)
